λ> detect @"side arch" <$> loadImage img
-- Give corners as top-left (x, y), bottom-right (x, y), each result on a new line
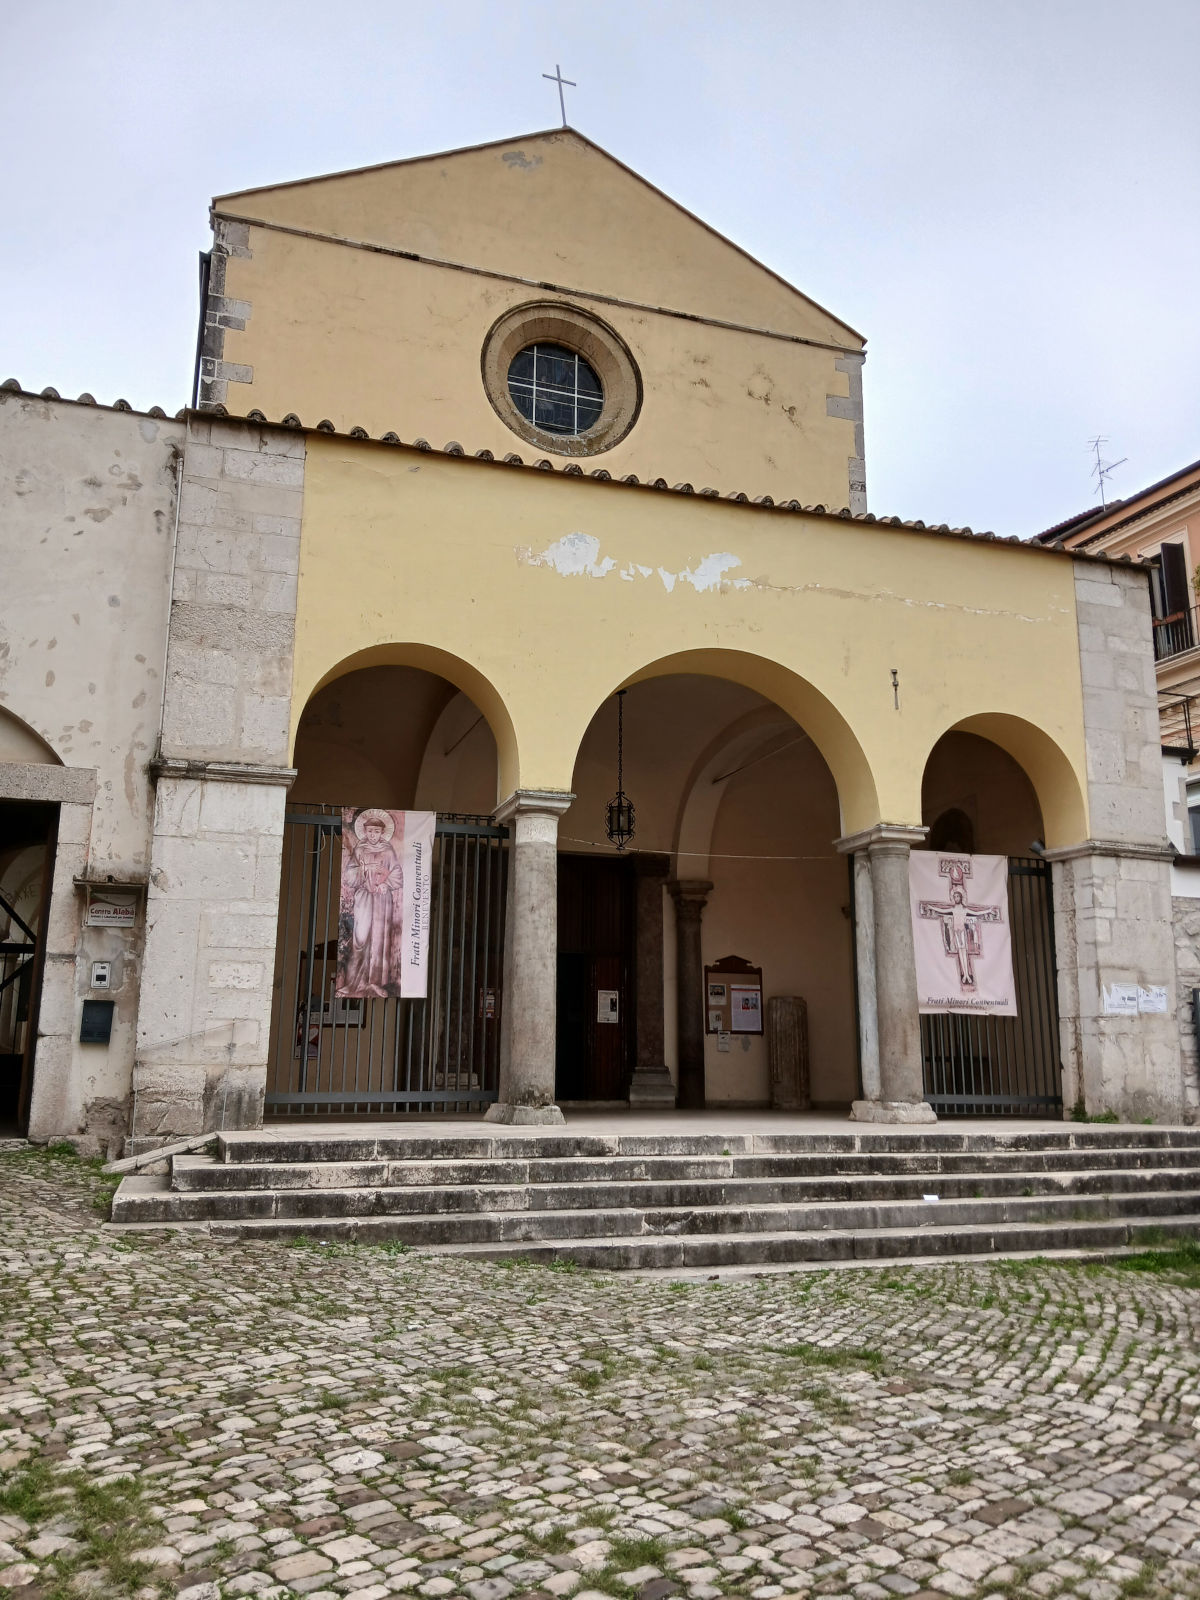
top-left (612, 648), bottom-right (880, 835)
top-left (932, 712), bottom-right (1088, 849)
top-left (295, 644), bottom-right (521, 804)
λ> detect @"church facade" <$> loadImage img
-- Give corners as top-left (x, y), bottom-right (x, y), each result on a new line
top-left (0, 130), bottom-right (1190, 1153)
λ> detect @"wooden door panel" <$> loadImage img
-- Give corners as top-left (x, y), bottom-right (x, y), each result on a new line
top-left (557, 855), bottom-right (634, 1099)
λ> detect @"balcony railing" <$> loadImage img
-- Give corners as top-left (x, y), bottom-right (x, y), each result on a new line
top-left (1154, 607), bottom-right (1198, 661)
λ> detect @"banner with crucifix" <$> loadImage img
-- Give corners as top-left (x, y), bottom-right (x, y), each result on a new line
top-left (909, 852), bottom-right (1017, 1016)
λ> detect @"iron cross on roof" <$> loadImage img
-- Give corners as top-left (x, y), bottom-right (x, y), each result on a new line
top-left (542, 63), bottom-right (576, 127)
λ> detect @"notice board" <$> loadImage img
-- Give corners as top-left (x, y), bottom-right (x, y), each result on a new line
top-left (704, 954), bottom-right (764, 1035)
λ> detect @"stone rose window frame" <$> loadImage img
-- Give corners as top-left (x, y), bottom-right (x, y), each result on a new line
top-left (481, 301), bottom-right (643, 458)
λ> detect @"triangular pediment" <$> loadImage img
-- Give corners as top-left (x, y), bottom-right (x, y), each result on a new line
top-left (213, 128), bottom-right (862, 349)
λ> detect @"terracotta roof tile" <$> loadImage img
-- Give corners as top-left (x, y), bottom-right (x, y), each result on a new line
top-left (0, 380), bottom-right (1131, 570)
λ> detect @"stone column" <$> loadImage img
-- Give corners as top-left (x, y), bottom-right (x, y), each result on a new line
top-left (837, 826), bottom-right (935, 1123)
top-left (851, 850), bottom-right (881, 1102)
top-left (669, 879), bottom-right (712, 1110)
top-left (628, 853), bottom-right (675, 1106)
top-left (487, 789), bottom-right (574, 1125)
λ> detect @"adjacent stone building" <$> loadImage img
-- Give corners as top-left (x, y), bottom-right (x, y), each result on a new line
top-left (1, 129), bottom-right (1192, 1151)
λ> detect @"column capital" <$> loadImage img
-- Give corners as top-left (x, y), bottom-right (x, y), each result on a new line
top-left (835, 823), bottom-right (927, 856)
top-left (493, 788), bottom-right (575, 825)
top-left (668, 877), bottom-right (714, 905)
top-left (633, 851), bottom-right (672, 880)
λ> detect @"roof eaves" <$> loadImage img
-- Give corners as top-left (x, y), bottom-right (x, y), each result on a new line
top-left (193, 398), bottom-right (1128, 569)
top-left (0, 378), bottom-right (182, 423)
top-left (1037, 457), bottom-right (1200, 546)
top-left (0, 380), bottom-right (1138, 573)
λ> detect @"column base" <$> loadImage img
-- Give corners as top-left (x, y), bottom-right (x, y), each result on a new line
top-left (485, 1101), bottom-right (567, 1126)
top-left (850, 1098), bottom-right (937, 1124)
top-left (627, 1068), bottom-right (678, 1108)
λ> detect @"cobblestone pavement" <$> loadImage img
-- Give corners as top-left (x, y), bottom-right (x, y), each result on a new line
top-left (2, 1147), bottom-right (1200, 1600)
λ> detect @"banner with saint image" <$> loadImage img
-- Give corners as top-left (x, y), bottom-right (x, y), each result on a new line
top-left (336, 809), bottom-right (435, 999)
top-left (909, 852), bottom-right (1017, 1016)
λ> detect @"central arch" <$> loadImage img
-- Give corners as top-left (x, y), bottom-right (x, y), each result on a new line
top-left (616, 648), bottom-right (879, 836)
top-left (557, 652), bottom-right (875, 1111)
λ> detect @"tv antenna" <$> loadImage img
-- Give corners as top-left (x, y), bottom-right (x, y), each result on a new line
top-left (1087, 435), bottom-right (1127, 509)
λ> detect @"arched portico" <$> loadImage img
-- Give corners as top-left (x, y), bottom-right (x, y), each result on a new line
top-left (489, 655), bottom-right (876, 1121)
top-left (265, 653), bottom-right (512, 1119)
top-left (915, 725), bottom-right (1066, 1116)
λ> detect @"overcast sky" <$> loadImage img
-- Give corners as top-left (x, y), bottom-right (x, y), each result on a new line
top-left (3, 0), bottom-right (1197, 536)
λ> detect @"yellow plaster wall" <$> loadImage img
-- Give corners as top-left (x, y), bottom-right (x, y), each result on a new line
top-left (293, 436), bottom-right (1092, 846)
top-left (215, 131), bottom-right (861, 344)
top-left (213, 132), bottom-right (864, 506)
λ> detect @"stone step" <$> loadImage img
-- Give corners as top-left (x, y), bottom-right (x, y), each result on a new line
top-left (418, 1213), bottom-right (1200, 1269)
top-left (111, 1176), bottom-right (1200, 1238)
top-left (176, 1144), bottom-right (1200, 1191)
top-left (219, 1126), bottom-right (1200, 1163)
top-left (167, 1157), bottom-right (1200, 1208)
top-left (106, 1203), bottom-right (1200, 1269)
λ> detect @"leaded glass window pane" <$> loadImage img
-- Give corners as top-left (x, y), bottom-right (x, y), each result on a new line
top-left (507, 343), bottom-right (604, 435)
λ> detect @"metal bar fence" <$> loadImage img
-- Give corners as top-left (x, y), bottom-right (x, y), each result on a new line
top-left (921, 855), bottom-right (1063, 1116)
top-left (266, 806), bottom-right (508, 1117)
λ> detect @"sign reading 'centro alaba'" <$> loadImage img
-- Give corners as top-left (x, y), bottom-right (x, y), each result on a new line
top-left (909, 853), bottom-right (1017, 1016)
top-left (336, 809), bottom-right (435, 999)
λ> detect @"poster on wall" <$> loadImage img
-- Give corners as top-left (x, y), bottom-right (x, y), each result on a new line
top-left (909, 852), bottom-right (1017, 1016)
top-left (730, 985), bottom-right (762, 1033)
top-left (704, 957), bottom-right (764, 1035)
top-left (336, 809), bottom-right (436, 999)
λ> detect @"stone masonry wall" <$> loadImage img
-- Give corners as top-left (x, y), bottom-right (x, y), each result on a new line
top-left (134, 417), bottom-right (303, 1143)
top-left (1053, 562), bottom-right (1184, 1122)
top-left (1172, 895), bottom-right (1200, 1120)
top-left (0, 393), bottom-right (182, 1150)
top-left (1074, 562), bottom-right (1164, 843)
top-left (196, 218), bottom-right (254, 410)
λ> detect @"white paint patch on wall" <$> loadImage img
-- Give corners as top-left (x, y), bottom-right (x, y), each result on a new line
top-left (522, 532), bottom-right (615, 580)
top-left (518, 534), bottom-right (751, 594)
top-left (518, 532), bottom-right (1064, 623)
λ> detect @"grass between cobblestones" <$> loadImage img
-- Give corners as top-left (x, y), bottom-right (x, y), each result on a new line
top-left (0, 1145), bottom-right (1198, 1600)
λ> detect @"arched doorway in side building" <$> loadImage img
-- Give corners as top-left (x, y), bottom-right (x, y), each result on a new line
top-left (0, 801), bottom-right (57, 1134)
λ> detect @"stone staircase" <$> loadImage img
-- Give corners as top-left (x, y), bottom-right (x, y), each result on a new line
top-left (108, 1125), bottom-right (1200, 1269)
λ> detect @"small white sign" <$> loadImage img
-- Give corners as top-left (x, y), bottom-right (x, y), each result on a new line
top-left (596, 989), bottom-right (619, 1025)
top-left (85, 889), bottom-right (137, 928)
top-left (1138, 985), bottom-right (1169, 1014)
top-left (1103, 983), bottom-right (1140, 1016)
top-left (730, 985), bottom-right (762, 1033)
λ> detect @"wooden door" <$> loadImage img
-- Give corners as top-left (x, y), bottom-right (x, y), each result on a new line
top-left (556, 855), bottom-right (633, 1100)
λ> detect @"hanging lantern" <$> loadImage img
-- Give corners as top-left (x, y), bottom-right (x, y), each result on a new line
top-left (605, 689), bottom-right (636, 851)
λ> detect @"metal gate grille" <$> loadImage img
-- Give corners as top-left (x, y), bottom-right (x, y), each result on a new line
top-left (921, 855), bottom-right (1062, 1116)
top-left (266, 806), bottom-right (507, 1117)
